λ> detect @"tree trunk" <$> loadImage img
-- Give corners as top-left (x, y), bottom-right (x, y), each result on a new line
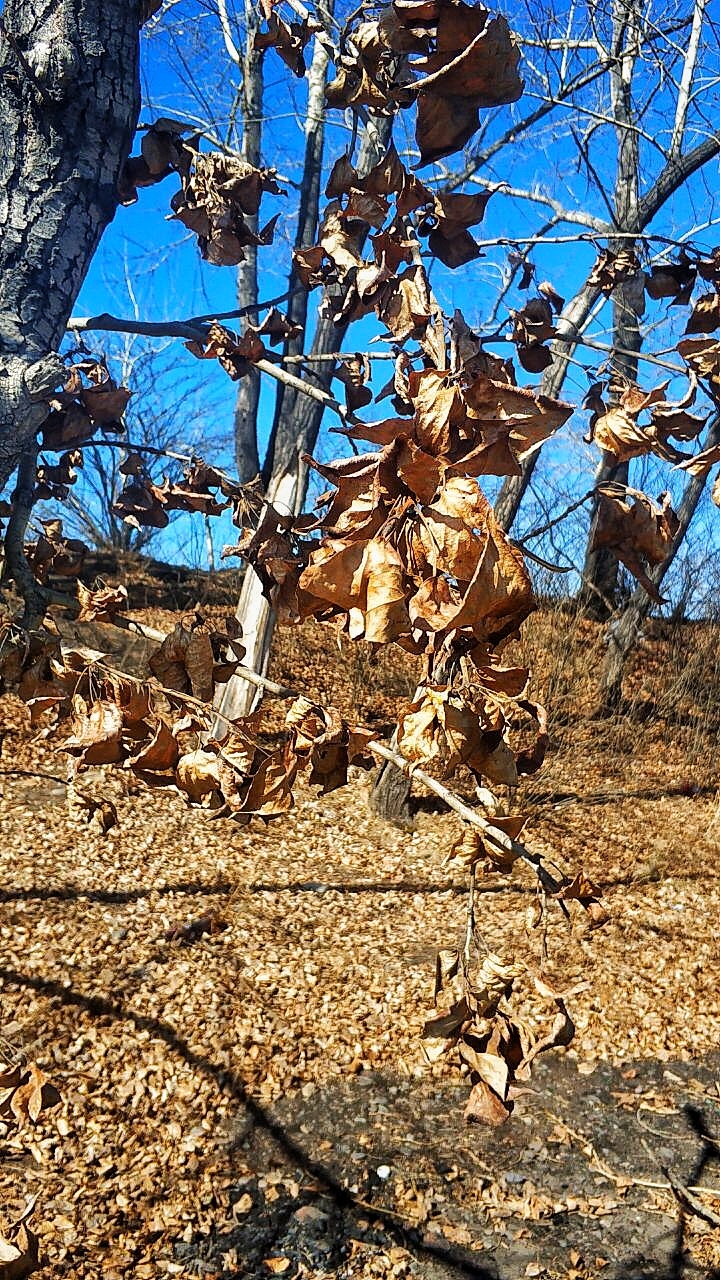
top-left (494, 282), bottom-right (602, 532)
top-left (369, 737), bottom-right (413, 826)
top-left (601, 416), bottom-right (720, 709)
top-left (0, 1), bottom-right (142, 490)
top-left (233, 0), bottom-right (264, 482)
top-left (216, 113), bottom-right (391, 725)
top-left (578, 0), bottom-right (642, 619)
top-left (213, 464), bottom-right (302, 727)
top-left (579, 267), bottom-right (641, 619)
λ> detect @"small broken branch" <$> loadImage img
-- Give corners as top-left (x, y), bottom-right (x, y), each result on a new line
top-left (2, 445), bottom-right (65, 626)
top-left (662, 1166), bottom-right (720, 1228)
top-left (368, 740), bottom-right (563, 895)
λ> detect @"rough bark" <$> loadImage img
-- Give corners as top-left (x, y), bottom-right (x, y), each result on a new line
top-left (601, 415), bottom-right (720, 709)
top-left (0, 0), bottom-right (142, 491)
top-left (368, 739), bottom-right (413, 826)
top-left (262, 112), bottom-right (391, 487)
top-left (579, 0), bottom-right (642, 619)
top-left (579, 273), bottom-right (640, 618)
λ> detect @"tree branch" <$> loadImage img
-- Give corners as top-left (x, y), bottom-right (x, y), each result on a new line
top-left (468, 177), bottom-right (611, 233)
top-left (669, 0), bottom-right (708, 160)
top-left (445, 58), bottom-right (612, 193)
top-left (639, 135), bottom-right (720, 229)
top-left (217, 0), bottom-right (243, 68)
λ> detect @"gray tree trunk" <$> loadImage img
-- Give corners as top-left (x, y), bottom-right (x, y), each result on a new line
top-left (497, 4), bottom-right (720, 550)
top-left (233, 0), bottom-right (264, 483)
top-left (216, 110), bottom-right (391, 725)
top-left (601, 416), bottom-right (720, 709)
top-left (0, 0), bottom-right (142, 490)
top-left (578, 0), bottom-right (642, 619)
top-left (578, 275), bottom-right (640, 619)
top-left (369, 742), bottom-right (414, 826)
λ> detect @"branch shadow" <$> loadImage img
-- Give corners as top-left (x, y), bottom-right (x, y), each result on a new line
top-left (3, 967), bottom-right (719, 1279)
top-left (0, 966), bottom-right (496, 1279)
top-left (0, 879), bottom-right (523, 907)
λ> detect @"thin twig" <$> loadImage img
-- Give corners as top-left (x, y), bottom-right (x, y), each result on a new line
top-left (67, 314), bottom-right (354, 423)
top-left (547, 1113), bottom-right (720, 1199)
top-left (277, 351), bottom-right (396, 364)
top-left (517, 489), bottom-right (598, 544)
top-left (2, 446), bottom-right (66, 626)
top-left (463, 865), bottom-right (476, 966)
top-left (662, 1166), bottom-right (720, 1227)
top-left (368, 740), bottom-right (563, 894)
top-left (254, 357), bottom-right (350, 421)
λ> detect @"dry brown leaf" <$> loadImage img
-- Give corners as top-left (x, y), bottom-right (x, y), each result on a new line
top-left (678, 337), bottom-right (720, 398)
top-left (171, 152), bottom-right (284, 265)
top-left (645, 258), bottom-right (696, 304)
top-left (128, 718), bottom-right (179, 774)
top-left (76, 582), bottom-right (128, 624)
top-left (254, 13), bottom-right (314, 75)
top-left (587, 247), bottom-right (641, 294)
top-left (9, 1064), bottom-right (61, 1126)
top-left (464, 1076), bottom-right (511, 1125)
top-left (686, 291), bottom-right (720, 335)
top-left (242, 745), bottom-right (297, 815)
top-left (0, 1220), bottom-right (39, 1280)
top-left (64, 697), bottom-right (125, 766)
top-left (176, 749), bottom-right (221, 802)
top-left (591, 488), bottom-right (679, 603)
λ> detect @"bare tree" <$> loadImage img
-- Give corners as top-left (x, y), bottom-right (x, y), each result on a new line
top-left (487, 0), bottom-right (720, 614)
top-left (61, 331), bottom-right (223, 554)
top-left (191, 1), bottom-right (394, 721)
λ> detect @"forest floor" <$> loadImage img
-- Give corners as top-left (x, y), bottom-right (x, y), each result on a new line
top-left (1, 584), bottom-right (720, 1279)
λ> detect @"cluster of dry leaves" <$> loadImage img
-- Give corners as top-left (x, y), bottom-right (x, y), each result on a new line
top-left (1, 611), bottom-right (720, 1277)
top-left (5, 7), bottom-right (720, 1265)
top-left (1, 1045), bottom-right (61, 1276)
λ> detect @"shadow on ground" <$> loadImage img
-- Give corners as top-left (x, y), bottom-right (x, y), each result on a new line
top-left (179, 1053), bottom-right (720, 1280)
top-left (2, 968), bottom-right (720, 1278)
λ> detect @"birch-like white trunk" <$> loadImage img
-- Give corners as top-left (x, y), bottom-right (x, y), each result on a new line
top-left (213, 464), bottom-right (301, 726)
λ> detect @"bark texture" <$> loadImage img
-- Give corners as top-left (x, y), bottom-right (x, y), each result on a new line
top-left (578, 278), bottom-right (638, 618)
top-left (216, 111), bottom-right (392, 724)
top-left (576, 0), bottom-right (644, 618)
top-left (262, 112), bottom-right (391, 489)
top-left (368, 745), bottom-right (413, 826)
top-left (0, 0), bottom-right (142, 490)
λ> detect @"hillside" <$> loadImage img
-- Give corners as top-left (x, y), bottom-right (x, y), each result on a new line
top-left (1, 596), bottom-right (719, 1279)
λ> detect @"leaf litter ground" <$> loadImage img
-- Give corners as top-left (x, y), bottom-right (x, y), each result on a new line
top-left (1, 604), bottom-right (720, 1279)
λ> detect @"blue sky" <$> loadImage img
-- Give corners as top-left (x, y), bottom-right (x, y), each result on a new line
top-left (64, 0), bottom-right (720, 607)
